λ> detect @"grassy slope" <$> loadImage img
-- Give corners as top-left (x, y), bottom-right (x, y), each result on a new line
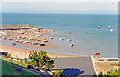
top-left (2, 60), bottom-right (20, 75)
top-left (1, 59), bottom-right (37, 75)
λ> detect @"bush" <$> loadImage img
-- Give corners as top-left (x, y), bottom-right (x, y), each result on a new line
top-left (27, 65), bottom-right (33, 69)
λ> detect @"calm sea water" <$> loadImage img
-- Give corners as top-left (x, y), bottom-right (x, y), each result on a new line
top-left (1, 13), bottom-right (118, 58)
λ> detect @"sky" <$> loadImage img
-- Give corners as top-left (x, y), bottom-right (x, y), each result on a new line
top-left (1, 1), bottom-right (118, 14)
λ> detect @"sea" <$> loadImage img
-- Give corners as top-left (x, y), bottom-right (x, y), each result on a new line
top-left (1, 13), bottom-right (118, 58)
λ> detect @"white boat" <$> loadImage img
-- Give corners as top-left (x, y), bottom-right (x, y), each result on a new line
top-left (2, 37), bottom-right (6, 40)
top-left (50, 37), bottom-right (53, 39)
top-left (67, 39), bottom-right (72, 42)
top-left (29, 38), bottom-right (33, 40)
top-left (0, 32), bottom-right (10, 36)
top-left (110, 29), bottom-right (113, 32)
top-left (17, 36), bottom-right (22, 39)
top-left (35, 35), bottom-right (40, 37)
top-left (23, 41), bottom-right (30, 43)
top-left (60, 38), bottom-right (64, 40)
top-left (18, 31), bottom-right (25, 34)
top-left (44, 39), bottom-right (48, 42)
top-left (98, 26), bottom-right (101, 29)
top-left (22, 37), bottom-right (26, 39)
top-left (37, 39), bottom-right (41, 41)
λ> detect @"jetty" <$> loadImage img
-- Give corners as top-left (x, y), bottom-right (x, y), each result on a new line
top-left (0, 24), bottom-right (32, 30)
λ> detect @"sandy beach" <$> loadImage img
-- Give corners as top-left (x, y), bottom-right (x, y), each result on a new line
top-left (0, 45), bottom-right (80, 59)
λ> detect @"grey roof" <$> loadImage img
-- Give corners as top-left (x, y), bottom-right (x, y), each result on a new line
top-left (52, 57), bottom-right (95, 75)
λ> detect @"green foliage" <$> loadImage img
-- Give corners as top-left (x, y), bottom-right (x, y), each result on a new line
top-left (6, 53), bottom-right (11, 58)
top-left (20, 59), bottom-right (23, 65)
top-left (28, 50), bottom-right (55, 71)
top-left (107, 69), bottom-right (120, 77)
top-left (98, 69), bottom-right (120, 77)
top-left (52, 70), bottom-right (63, 77)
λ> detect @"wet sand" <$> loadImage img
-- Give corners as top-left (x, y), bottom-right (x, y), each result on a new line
top-left (0, 45), bottom-right (80, 59)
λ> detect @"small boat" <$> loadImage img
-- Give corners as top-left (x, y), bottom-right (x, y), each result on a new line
top-left (35, 35), bottom-right (40, 37)
top-left (17, 36), bottom-right (22, 39)
top-left (110, 29), bottom-right (113, 32)
top-left (29, 38), bottom-right (33, 40)
top-left (60, 38), bottom-right (64, 40)
top-left (22, 37), bottom-right (26, 39)
top-left (109, 26), bottom-right (112, 28)
top-left (37, 39), bottom-right (41, 41)
top-left (2, 37), bottom-right (6, 40)
top-left (16, 40), bottom-right (19, 42)
top-left (50, 37), bottom-right (53, 39)
top-left (19, 40), bottom-right (23, 43)
top-left (13, 43), bottom-right (16, 45)
top-left (70, 44), bottom-right (74, 47)
top-left (32, 42), bottom-right (39, 45)
top-left (67, 39), bottom-right (72, 42)
top-left (8, 38), bottom-right (13, 40)
top-left (23, 41), bottom-right (30, 43)
top-left (44, 39), bottom-right (48, 42)
top-left (40, 43), bottom-right (45, 46)
top-left (94, 52), bottom-right (100, 55)
top-left (98, 26), bottom-right (101, 29)
top-left (18, 31), bottom-right (25, 34)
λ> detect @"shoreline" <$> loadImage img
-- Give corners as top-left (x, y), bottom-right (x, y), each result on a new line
top-left (0, 45), bottom-right (80, 59)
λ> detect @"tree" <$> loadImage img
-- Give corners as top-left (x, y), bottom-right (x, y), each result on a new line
top-left (107, 69), bottom-right (120, 77)
top-left (28, 50), bottom-right (55, 72)
top-left (52, 70), bottom-right (63, 77)
top-left (6, 53), bottom-right (11, 58)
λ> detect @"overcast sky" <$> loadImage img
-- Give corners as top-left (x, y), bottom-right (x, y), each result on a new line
top-left (2, 2), bottom-right (118, 14)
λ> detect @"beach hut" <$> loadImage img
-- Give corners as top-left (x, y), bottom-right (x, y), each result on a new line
top-left (70, 44), bottom-right (74, 47)
top-left (40, 43), bottom-right (45, 46)
top-left (16, 40), bottom-right (19, 42)
top-left (67, 39), bottom-right (72, 42)
top-left (50, 37), bottom-right (53, 39)
top-left (43, 39), bottom-right (48, 42)
top-left (8, 38), bottom-right (13, 40)
top-left (60, 38), bottom-right (64, 40)
top-left (2, 37), bottom-right (6, 40)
